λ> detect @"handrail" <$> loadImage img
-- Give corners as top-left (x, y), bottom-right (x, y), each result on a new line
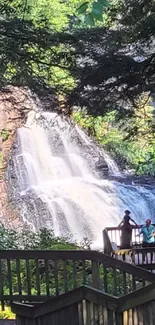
top-left (115, 247), bottom-right (155, 254)
top-left (103, 227), bottom-right (155, 271)
top-left (103, 225), bottom-right (155, 265)
top-left (11, 282), bottom-right (155, 316)
top-left (104, 225), bottom-right (143, 248)
top-left (105, 225), bottom-right (142, 231)
top-left (104, 225), bottom-right (155, 248)
top-left (113, 246), bottom-right (155, 269)
top-left (105, 224), bottom-right (155, 231)
top-left (0, 249), bottom-right (154, 280)
top-left (118, 281), bottom-right (155, 312)
top-left (11, 286), bottom-right (118, 318)
top-left (0, 249), bottom-right (154, 311)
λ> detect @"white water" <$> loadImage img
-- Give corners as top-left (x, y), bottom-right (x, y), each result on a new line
top-left (75, 124), bottom-right (122, 177)
top-left (10, 111), bottom-right (155, 247)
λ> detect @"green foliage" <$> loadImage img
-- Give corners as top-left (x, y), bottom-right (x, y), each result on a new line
top-left (77, 0), bottom-right (109, 26)
top-left (67, 0), bottom-right (155, 117)
top-left (3, 0), bottom-right (79, 31)
top-left (0, 223), bottom-right (87, 250)
top-left (0, 307), bottom-right (15, 319)
top-left (73, 96), bottom-right (155, 175)
top-left (1, 0), bottom-right (155, 174)
top-left (1, 0), bottom-right (155, 116)
top-left (1, 129), bottom-right (9, 141)
top-left (0, 0), bottom-right (79, 98)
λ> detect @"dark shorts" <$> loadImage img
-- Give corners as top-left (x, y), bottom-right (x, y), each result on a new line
top-left (142, 242), bottom-right (155, 248)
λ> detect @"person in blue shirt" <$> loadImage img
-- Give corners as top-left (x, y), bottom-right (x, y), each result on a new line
top-left (140, 219), bottom-right (155, 247)
top-left (138, 219), bottom-right (155, 262)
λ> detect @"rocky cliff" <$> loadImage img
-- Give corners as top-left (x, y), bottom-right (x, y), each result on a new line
top-left (0, 86), bottom-right (33, 227)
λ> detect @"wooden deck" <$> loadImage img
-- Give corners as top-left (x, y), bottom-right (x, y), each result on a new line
top-left (103, 226), bottom-right (155, 270)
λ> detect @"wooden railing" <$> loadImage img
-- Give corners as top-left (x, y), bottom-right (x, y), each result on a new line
top-left (118, 281), bottom-right (155, 324)
top-left (0, 250), bottom-right (155, 309)
top-left (103, 226), bottom-right (155, 270)
top-left (113, 247), bottom-right (155, 270)
top-left (103, 225), bottom-right (145, 250)
top-left (11, 282), bottom-right (155, 325)
top-left (12, 286), bottom-right (122, 325)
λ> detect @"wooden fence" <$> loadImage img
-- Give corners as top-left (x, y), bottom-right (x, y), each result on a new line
top-left (11, 283), bottom-right (155, 325)
top-left (12, 286), bottom-right (121, 325)
top-left (103, 226), bottom-right (155, 270)
top-left (0, 250), bottom-right (155, 309)
top-left (103, 226), bottom-right (144, 251)
top-left (113, 247), bottom-right (155, 269)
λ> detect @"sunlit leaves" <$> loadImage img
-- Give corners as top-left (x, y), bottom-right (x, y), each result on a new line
top-left (77, 0), bottom-right (109, 26)
top-left (78, 2), bottom-right (89, 14)
top-left (73, 96), bottom-right (155, 176)
top-left (0, 0), bottom-right (78, 95)
top-left (3, 0), bottom-right (80, 31)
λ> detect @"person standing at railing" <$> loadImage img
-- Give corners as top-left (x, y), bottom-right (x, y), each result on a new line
top-left (138, 219), bottom-right (155, 247)
top-left (137, 219), bottom-right (155, 262)
top-left (118, 210), bottom-right (138, 250)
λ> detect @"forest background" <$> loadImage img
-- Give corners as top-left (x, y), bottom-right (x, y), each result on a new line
top-left (1, 0), bottom-right (155, 175)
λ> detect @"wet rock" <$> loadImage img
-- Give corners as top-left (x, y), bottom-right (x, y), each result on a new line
top-left (0, 86), bottom-right (34, 228)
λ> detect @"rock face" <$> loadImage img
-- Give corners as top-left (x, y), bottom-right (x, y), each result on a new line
top-left (0, 86), bottom-right (33, 227)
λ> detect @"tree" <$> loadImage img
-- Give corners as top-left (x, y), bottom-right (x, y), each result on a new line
top-left (1, 0), bottom-right (155, 119)
top-left (67, 0), bottom-right (155, 116)
top-left (1, 0), bottom-right (79, 30)
top-left (0, 0), bottom-right (80, 101)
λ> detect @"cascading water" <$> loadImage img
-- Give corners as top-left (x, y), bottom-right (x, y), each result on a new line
top-left (7, 109), bottom-right (155, 247)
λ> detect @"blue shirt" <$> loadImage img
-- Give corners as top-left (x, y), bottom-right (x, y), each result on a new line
top-left (140, 225), bottom-right (155, 243)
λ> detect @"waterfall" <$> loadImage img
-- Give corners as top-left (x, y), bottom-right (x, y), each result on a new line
top-left (75, 124), bottom-right (122, 177)
top-left (7, 110), bottom-right (155, 247)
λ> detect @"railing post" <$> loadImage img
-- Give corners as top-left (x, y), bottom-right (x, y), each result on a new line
top-left (116, 312), bottom-right (123, 325)
top-left (92, 260), bottom-right (100, 289)
top-left (132, 250), bottom-right (135, 264)
top-left (103, 229), bottom-right (113, 255)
